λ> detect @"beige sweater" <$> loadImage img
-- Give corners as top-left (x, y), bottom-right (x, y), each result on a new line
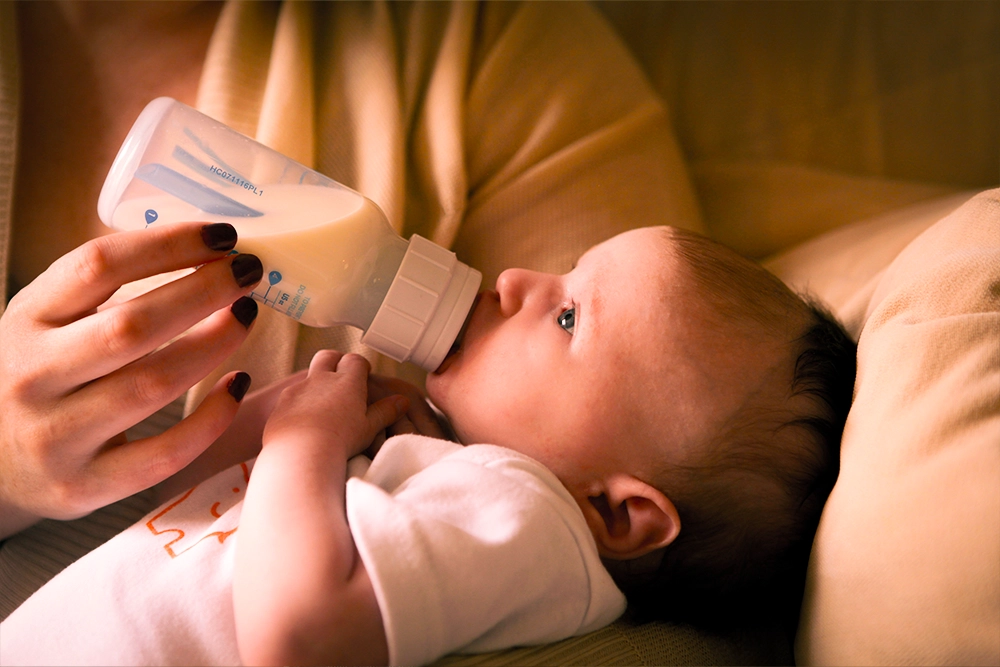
top-left (185, 1), bottom-right (702, 408)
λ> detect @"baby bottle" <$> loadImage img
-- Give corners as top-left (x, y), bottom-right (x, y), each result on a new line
top-left (98, 98), bottom-right (481, 371)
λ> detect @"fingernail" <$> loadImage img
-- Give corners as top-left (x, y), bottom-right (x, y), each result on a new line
top-left (201, 223), bottom-right (238, 252)
top-left (228, 372), bottom-right (252, 402)
top-left (231, 254), bottom-right (263, 288)
top-left (230, 296), bottom-right (258, 329)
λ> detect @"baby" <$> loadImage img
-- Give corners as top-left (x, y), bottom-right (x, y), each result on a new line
top-left (432, 225), bottom-right (854, 623)
top-left (0, 226), bottom-right (856, 667)
top-left (238, 225), bottom-right (856, 664)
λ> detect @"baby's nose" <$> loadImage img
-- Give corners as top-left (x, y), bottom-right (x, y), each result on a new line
top-left (495, 268), bottom-right (537, 315)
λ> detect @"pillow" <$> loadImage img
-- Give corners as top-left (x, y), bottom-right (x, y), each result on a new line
top-left (791, 189), bottom-right (1000, 665)
top-left (764, 191), bottom-right (977, 337)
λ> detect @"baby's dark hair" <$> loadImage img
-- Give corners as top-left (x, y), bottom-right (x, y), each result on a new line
top-left (619, 228), bottom-right (857, 628)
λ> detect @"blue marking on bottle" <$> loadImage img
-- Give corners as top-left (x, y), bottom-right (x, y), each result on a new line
top-left (261, 271), bottom-right (283, 304)
top-left (135, 163), bottom-right (263, 217)
top-left (144, 209), bottom-right (158, 225)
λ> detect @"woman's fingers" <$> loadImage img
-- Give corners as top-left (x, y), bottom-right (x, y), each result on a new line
top-left (0, 224), bottom-right (265, 526)
top-left (80, 371), bottom-right (252, 513)
top-left (49, 254), bottom-right (262, 388)
top-left (34, 222), bottom-right (240, 324)
top-left (65, 300), bottom-right (257, 443)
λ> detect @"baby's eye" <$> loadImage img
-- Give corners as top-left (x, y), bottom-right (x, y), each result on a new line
top-left (557, 306), bottom-right (576, 335)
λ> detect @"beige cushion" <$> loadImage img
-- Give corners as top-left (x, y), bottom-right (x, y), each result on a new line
top-left (764, 191), bottom-right (977, 336)
top-left (782, 189), bottom-right (1000, 665)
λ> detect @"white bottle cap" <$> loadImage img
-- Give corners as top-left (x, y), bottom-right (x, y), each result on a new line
top-left (362, 235), bottom-right (482, 371)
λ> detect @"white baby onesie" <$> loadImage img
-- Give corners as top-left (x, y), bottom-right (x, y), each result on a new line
top-left (0, 435), bottom-right (625, 666)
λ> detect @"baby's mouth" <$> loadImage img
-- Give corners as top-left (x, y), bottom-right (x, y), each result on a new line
top-left (434, 291), bottom-right (482, 374)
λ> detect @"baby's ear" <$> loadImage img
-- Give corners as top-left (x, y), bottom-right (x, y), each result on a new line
top-left (580, 474), bottom-right (680, 561)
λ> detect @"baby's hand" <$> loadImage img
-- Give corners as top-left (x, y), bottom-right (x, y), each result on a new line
top-left (367, 374), bottom-right (448, 442)
top-left (262, 351), bottom-right (408, 460)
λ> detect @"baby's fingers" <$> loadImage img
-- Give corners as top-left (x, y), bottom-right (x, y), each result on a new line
top-left (334, 353), bottom-right (371, 380)
top-left (387, 415), bottom-right (417, 437)
top-left (308, 349), bottom-right (344, 375)
top-left (404, 399), bottom-right (447, 439)
top-left (366, 396), bottom-right (410, 441)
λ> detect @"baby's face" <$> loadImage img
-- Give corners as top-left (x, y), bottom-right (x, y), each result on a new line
top-left (425, 227), bottom-right (778, 495)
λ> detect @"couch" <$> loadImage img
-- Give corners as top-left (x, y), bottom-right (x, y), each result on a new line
top-left (1, 2), bottom-right (996, 665)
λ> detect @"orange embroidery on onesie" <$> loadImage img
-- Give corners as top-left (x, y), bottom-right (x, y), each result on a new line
top-left (146, 462), bottom-right (251, 559)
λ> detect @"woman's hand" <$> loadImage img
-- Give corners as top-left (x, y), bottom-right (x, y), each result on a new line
top-left (0, 222), bottom-right (263, 538)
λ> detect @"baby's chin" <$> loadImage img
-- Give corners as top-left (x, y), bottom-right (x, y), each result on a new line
top-left (423, 370), bottom-right (445, 405)
top-left (423, 374), bottom-right (454, 423)
top-left (423, 378), bottom-right (474, 445)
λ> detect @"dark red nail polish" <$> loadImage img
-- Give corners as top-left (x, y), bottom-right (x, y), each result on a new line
top-left (230, 296), bottom-right (258, 329)
top-left (227, 372), bottom-right (252, 402)
top-left (231, 254), bottom-right (263, 288)
top-left (201, 223), bottom-right (238, 252)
